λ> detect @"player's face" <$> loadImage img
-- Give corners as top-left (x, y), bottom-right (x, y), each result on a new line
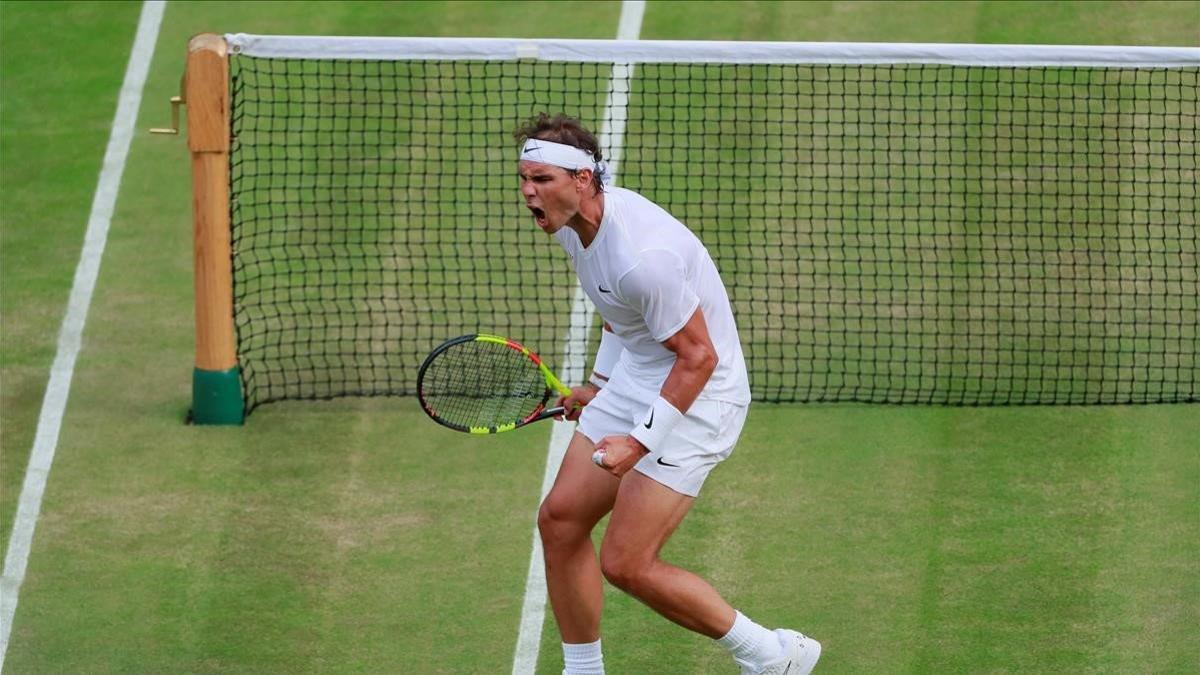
top-left (518, 160), bottom-right (580, 234)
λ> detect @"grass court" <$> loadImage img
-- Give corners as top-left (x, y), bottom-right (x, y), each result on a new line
top-left (1, 1), bottom-right (1197, 672)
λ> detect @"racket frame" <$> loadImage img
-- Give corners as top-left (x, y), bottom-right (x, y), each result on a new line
top-left (417, 333), bottom-right (572, 434)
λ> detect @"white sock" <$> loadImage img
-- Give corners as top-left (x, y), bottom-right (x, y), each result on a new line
top-left (562, 639), bottom-right (604, 675)
top-left (717, 611), bottom-right (782, 672)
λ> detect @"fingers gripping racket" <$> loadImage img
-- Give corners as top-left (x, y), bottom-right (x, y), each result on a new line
top-left (417, 334), bottom-right (573, 434)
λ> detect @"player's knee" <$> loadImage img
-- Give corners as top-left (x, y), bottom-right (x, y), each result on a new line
top-left (599, 546), bottom-right (648, 594)
top-left (537, 498), bottom-right (587, 547)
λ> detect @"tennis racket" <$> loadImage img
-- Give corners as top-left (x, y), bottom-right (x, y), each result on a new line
top-left (417, 333), bottom-right (574, 434)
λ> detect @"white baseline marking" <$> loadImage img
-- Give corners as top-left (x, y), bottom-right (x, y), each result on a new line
top-left (511, 2), bottom-right (645, 674)
top-left (0, 1), bottom-right (166, 669)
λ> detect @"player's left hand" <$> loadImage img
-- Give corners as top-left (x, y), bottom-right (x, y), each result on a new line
top-left (592, 435), bottom-right (649, 478)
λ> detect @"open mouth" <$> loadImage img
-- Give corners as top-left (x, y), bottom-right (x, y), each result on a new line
top-left (528, 206), bottom-right (548, 228)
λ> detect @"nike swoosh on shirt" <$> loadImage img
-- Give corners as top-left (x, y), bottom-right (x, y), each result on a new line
top-left (644, 410), bottom-right (654, 429)
top-left (656, 457), bottom-right (680, 468)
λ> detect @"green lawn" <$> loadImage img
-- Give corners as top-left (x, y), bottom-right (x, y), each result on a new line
top-left (0, 0), bottom-right (145, 561)
top-left (1, 1), bottom-right (1197, 673)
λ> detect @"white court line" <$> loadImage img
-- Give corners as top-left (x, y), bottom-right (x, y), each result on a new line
top-left (0, 2), bottom-right (166, 669)
top-left (510, 2), bottom-right (645, 673)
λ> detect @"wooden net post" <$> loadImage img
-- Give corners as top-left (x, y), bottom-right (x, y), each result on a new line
top-left (187, 33), bottom-right (242, 424)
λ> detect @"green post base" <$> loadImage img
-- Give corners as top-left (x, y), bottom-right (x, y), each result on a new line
top-left (192, 366), bottom-right (244, 425)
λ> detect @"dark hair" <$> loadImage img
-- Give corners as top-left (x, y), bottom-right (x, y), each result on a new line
top-left (513, 112), bottom-right (604, 194)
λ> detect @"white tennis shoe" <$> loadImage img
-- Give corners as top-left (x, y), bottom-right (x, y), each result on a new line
top-left (747, 629), bottom-right (821, 675)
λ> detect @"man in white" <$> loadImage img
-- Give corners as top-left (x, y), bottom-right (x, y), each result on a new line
top-left (516, 113), bottom-right (820, 675)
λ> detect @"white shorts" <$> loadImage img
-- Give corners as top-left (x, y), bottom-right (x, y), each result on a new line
top-left (577, 380), bottom-right (748, 497)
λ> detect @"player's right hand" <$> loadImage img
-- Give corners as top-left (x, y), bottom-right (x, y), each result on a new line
top-left (554, 383), bottom-right (599, 421)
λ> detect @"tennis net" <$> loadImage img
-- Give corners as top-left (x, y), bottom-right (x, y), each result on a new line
top-left (221, 36), bottom-right (1198, 410)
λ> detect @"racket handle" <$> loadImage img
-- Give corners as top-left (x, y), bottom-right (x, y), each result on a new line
top-left (536, 403), bottom-right (579, 424)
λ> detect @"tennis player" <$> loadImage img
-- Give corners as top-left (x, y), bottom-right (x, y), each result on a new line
top-left (516, 113), bottom-right (821, 675)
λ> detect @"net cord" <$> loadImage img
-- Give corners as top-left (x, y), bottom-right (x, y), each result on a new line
top-left (225, 34), bottom-right (1200, 68)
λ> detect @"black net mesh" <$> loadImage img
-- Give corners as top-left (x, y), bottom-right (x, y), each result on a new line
top-left (227, 56), bottom-right (1198, 413)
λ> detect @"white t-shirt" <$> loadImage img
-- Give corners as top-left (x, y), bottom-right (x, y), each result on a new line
top-left (554, 186), bottom-right (752, 405)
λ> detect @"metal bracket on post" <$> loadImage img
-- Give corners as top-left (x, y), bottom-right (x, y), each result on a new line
top-left (150, 75), bottom-right (186, 135)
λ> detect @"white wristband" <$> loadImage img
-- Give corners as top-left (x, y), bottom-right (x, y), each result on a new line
top-left (629, 396), bottom-right (684, 452)
top-left (590, 329), bottom-right (622, 386)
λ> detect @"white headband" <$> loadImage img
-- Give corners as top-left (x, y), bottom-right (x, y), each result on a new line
top-left (521, 138), bottom-right (612, 185)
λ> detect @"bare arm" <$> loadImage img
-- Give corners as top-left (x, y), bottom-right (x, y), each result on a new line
top-left (657, 308), bottom-right (717, 415)
top-left (593, 308), bottom-right (717, 475)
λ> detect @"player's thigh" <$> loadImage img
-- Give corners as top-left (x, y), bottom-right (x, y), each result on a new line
top-left (601, 469), bottom-right (695, 565)
top-left (540, 431), bottom-right (621, 532)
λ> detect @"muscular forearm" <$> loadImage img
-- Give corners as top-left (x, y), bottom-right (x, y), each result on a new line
top-left (619, 344), bottom-right (715, 459)
top-left (659, 346), bottom-right (716, 415)
top-left (603, 311), bottom-right (718, 467)
top-left (656, 308), bottom-right (719, 415)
